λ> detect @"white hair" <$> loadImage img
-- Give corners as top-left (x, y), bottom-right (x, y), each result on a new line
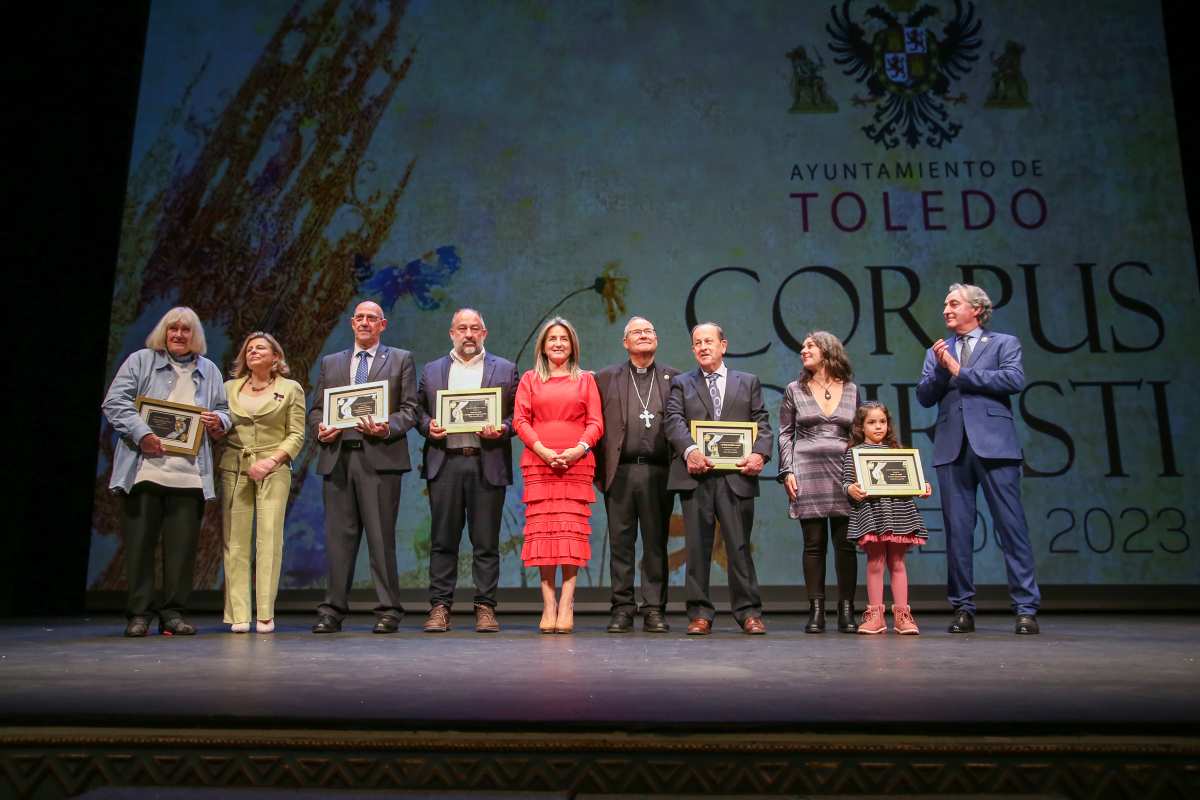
top-left (145, 306), bottom-right (207, 355)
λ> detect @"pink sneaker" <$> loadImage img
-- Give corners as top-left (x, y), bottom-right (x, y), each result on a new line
top-left (858, 604), bottom-right (886, 634)
top-left (892, 604), bottom-right (920, 635)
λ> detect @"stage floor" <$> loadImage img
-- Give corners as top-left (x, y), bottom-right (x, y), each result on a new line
top-left (2, 612), bottom-right (1197, 734)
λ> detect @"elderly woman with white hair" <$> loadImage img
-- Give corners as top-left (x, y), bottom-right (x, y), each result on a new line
top-left (101, 306), bottom-right (230, 637)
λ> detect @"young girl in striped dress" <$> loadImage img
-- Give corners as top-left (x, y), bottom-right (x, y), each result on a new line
top-left (842, 402), bottom-right (932, 634)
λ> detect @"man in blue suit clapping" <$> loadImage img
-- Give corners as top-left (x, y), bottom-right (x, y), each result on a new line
top-left (917, 283), bottom-right (1041, 635)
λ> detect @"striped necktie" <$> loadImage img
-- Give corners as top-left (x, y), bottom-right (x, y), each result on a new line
top-left (706, 372), bottom-right (722, 419)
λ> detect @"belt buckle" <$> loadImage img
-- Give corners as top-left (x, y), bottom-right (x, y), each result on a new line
top-left (343, 439), bottom-right (363, 449)
top-left (460, 446), bottom-right (480, 456)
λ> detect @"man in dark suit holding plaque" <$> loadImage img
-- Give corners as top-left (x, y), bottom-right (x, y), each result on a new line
top-left (664, 322), bottom-right (773, 635)
top-left (917, 283), bottom-right (1041, 635)
top-left (416, 309), bottom-right (519, 633)
top-left (309, 300), bottom-right (419, 634)
top-left (594, 316), bottom-right (681, 634)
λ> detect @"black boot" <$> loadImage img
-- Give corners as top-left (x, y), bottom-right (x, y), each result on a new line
top-left (804, 599), bottom-right (826, 633)
top-left (837, 600), bottom-right (858, 633)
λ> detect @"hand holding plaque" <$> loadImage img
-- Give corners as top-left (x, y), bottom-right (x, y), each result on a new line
top-left (436, 387), bottom-right (501, 434)
top-left (851, 448), bottom-right (927, 496)
top-left (135, 396), bottom-right (206, 456)
top-left (323, 380), bottom-right (390, 431)
top-left (689, 421), bottom-right (758, 470)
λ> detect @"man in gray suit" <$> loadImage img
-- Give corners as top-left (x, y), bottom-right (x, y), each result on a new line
top-left (309, 300), bottom-right (419, 634)
top-left (665, 322), bottom-right (773, 635)
top-left (416, 309), bottom-right (518, 633)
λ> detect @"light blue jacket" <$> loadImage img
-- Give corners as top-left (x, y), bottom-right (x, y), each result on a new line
top-left (101, 349), bottom-right (231, 500)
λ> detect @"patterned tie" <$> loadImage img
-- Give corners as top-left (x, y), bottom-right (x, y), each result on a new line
top-left (354, 351), bottom-right (370, 384)
top-left (958, 335), bottom-right (973, 367)
top-left (706, 372), bottom-right (722, 419)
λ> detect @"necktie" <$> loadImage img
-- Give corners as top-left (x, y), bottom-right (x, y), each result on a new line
top-left (706, 372), bottom-right (722, 419)
top-left (958, 335), bottom-right (973, 367)
top-left (355, 351), bottom-right (370, 384)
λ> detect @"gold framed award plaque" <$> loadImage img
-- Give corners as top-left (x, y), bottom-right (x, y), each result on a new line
top-left (852, 448), bottom-right (927, 496)
top-left (437, 387), bottom-right (502, 433)
top-left (323, 380), bottom-right (390, 430)
top-left (135, 396), bottom-right (206, 456)
top-left (690, 420), bottom-right (758, 469)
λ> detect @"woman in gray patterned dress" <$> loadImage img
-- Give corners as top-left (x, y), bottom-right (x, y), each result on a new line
top-left (777, 331), bottom-right (859, 633)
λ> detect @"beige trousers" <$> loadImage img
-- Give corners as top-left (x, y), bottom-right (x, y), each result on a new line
top-left (220, 465), bottom-right (290, 623)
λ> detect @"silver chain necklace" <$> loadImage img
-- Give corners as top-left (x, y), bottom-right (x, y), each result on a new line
top-left (629, 368), bottom-right (655, 428)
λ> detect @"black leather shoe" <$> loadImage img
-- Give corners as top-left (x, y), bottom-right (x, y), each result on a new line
top-left (606, 609), bottom-right (634, 633)
top-left (1014, 614), bottom-right (1040, 635)
top-left (311, 614), bottom-right (341, 634)
top-left (804, 599), bottom-right (826, 633)
top-left (948, 609), bottom-right (975, 633)
top-left (837, 600), bottom-right (858, 633)
top-left (643, 608), bottom-right (670, 633)
top-left (159, 617), bottom-right (196, 636)
top-left (124, 616), bottom-right (150, 637)
top-left (373, 615), bottom-right (401, 634)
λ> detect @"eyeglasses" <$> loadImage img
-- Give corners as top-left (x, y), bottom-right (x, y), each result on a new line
top-left (352, 314), bottom-right (383, 323)
top-left (626, 328), bottom-right (656, 338)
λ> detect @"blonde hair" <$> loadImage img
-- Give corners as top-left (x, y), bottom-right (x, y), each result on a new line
top-left (145, 306), bottom-right (207, 355)
top-left (230, 331), bottom-right (291, 379)
top-left (533, 317), bottom-right (582, 381)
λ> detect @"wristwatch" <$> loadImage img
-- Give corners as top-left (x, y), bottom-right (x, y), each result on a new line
top-left (577, 441), bottom-right (590, 453)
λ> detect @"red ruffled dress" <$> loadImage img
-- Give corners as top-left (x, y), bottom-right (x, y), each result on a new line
top-left (513, 370), bottom-right (604, 567)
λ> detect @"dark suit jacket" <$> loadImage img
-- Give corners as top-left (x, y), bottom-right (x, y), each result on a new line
top-left (664, 367), bottom-right (773, 498)
top-left (306, 344), bottom-right (419, 475)
top-left (593, 361), bottom-right (681, 491)
top-left (915, 328), bottom-right (1025, 466)
top-left (416, 352), bottom-right (519, 487)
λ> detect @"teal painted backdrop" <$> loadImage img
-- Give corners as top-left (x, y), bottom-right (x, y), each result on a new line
top-left (89, 0), bottom-right (1198, 593)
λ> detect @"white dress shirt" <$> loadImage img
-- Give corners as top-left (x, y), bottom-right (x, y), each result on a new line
top-left (446, 348), bottom-right (485, 449)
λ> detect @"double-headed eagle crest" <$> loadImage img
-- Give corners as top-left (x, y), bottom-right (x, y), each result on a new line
top-left (827, 0), bottom-right (982, 148)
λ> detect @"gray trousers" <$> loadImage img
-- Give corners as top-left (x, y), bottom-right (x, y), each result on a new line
top-left (318, 447), bottom-right (404, 620)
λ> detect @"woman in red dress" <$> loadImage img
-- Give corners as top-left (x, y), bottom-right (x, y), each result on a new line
top-left (513, 317), bottom-right (604, 633)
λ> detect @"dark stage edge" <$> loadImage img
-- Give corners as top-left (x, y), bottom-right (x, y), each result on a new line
top-left (2, 614), bottom-right (1197, 799)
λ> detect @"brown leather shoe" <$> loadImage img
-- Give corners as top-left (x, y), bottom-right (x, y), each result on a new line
top-left (423, 605), bottom-right (451, 633)
top-left (686, 618), bottom-right (712, 635)
top-left (741, 616), bottom-right (767, 635)
top-left (474, 604), bottom-right (500, 633)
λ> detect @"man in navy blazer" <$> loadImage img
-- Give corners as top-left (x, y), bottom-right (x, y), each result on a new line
top-left (664, 322), bottom-right (773, 635)
top-left (917, 283), bottom-right (1041, 635)
top-left (308, 300), bottom-right (419, 634)
top-left (416, 309), bottom-right (519, 633)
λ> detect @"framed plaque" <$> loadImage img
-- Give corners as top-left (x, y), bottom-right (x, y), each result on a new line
top-left (323, 380), bottom-right (390, 430)
top-left (135, 396), bottom-right (206, 456)
top-left (689, 420), bottom-right (758, 470)
top-left (437, 386), bottom-right (502, 433)
top-left (852, 448), bottom-right (927, 496)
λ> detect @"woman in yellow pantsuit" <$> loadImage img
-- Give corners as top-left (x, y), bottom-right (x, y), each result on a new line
top-left (215, 332), bottom-right (305, 633)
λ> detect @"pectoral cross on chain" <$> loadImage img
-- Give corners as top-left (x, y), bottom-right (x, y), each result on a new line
top-left (638, 408), bottom-right (655, 429)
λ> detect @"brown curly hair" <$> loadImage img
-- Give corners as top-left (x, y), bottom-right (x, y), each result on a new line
top-left (798, 330), bottom-right (853, 392)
